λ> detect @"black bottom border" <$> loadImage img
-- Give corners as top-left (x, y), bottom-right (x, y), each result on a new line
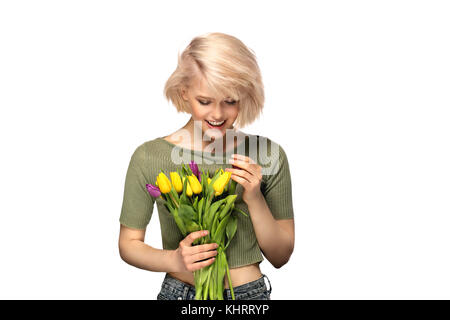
top-left (0, 300), bottom-right (448, 319)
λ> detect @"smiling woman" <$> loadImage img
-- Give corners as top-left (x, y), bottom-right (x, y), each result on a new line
top-left (118, 32), bottom-right (295, 301)
top-left (179, 74), bottom-right (241, 143)
top-left (164, 32), bottom-right (265, 131)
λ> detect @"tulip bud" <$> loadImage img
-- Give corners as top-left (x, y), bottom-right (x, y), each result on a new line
top-left (187, 174), bottom-right (202, 194)
top-left (170, 172), bottom-right (183, 193)
top-left (156, 172), bottom-right (172, 194)
top-left (146, 184), bottom-right (161, 198)
top-left (189, 161), bottom-right (200, 179)
top-left (213, 171), bottom-right (231, 196)
top-left (182, 177), bottom-right (193, 196)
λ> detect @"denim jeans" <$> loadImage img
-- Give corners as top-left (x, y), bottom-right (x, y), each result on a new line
top-left (157, 273), bottom-right (272, 300)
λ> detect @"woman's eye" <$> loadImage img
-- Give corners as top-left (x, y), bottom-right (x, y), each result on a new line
top-left (197, 100), bottom-right (237, 105)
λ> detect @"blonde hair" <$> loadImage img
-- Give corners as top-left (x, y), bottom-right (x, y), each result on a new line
top-left (164, 32), bottom-right (265, 129)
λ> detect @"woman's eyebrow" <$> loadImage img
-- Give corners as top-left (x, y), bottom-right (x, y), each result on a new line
top-left (196, 95), bottom-right (214, 99)
top-left (196, 95), bottom-right (233, 100)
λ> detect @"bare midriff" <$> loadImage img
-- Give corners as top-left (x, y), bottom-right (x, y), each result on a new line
top-left (168, 262), bottom-right (262, 289)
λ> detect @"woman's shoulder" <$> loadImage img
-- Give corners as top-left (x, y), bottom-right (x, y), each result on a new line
top-left (128, 137), bottom-right (167, 163)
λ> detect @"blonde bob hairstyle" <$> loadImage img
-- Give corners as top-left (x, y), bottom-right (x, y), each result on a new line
top-left (164, 32), bottom-right (265, 129)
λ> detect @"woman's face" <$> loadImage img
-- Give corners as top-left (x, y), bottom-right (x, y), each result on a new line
top-left (181, 76), bottom-right (239, 140)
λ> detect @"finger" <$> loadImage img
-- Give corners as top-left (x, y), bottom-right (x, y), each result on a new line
top-left (191, 242), bottom-right (219, 254)
top-left (229, 158), bottom-right (251, 171)
top-left (188, 249), bottom-right (218, 265)
top-left (229, 159), bottom-right (260, 177)
top-left (226, 162), bottom-right (260, 179)
top-left (190, 257), bottom-right (216, 272)
top-left (231, 154), bottom-right (256, 164)
top-left (226, 168), bottom-right (253, 184)
top-left (182, 230), bottom-right (209, 246)
top-left (230, 172), bottom-right (250, 187)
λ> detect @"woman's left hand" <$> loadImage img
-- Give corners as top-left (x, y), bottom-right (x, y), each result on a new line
top-left (225, 154), bottom-right (263, 205)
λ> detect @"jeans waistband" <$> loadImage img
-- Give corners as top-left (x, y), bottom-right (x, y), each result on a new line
top-left (162, 273), bottom-right (272, 299)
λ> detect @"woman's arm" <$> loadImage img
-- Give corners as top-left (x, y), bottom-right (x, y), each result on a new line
top-left (118, 224), bottom-right (177, 272)
top-left (225, 151), bottom-right (295, 269)
top-left (246, 194), bottom-right (295, 268)
top-left (118, 224), bottom-right (218, 273)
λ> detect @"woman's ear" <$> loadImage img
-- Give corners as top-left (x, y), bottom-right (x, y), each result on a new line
top-left (181, 86), bottom-right (188, 101)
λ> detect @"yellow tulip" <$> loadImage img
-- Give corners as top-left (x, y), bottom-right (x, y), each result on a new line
top-left (156, 172), bottom-right (172, 194)
top-left (187, 174), bottom-right (202, 194)
top-left (213, 171), bottom-right (231, 196)
top-left (207, 178), bottom-right (212, 185)
top-left (170, 172), bottom-right (183, 193)
top-left (182, 177), bottom-right (193, 196)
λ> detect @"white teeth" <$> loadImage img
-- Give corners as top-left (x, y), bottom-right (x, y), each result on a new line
top-left (207, 120), bottom-right (225, 126)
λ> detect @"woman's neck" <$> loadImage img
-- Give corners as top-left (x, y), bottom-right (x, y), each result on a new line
top-left (169, 117), bottom-right (240, 153)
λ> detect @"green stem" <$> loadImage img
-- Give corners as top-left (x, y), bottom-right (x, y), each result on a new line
top-left (203, 265), bottom-right (212, 300)
top-left (168, 192), bottom-right (179, 209)
top-left (224, 254), bottom-right (234, 300)
top-left (195, 270), bottom-right (203, 300)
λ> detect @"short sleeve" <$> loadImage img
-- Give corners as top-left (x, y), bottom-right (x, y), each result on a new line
top-left (261, 143), bottom-right (294, 220)
top-left (119, 144), bottom-right (155, 230)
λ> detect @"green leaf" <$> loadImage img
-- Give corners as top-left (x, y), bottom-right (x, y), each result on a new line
top-left (193, 196), bottom-right (199, 211)
top-left (180, 175), bottom-right (188, 203)
top-left (225, 215), bottom-right (237, 249)
top-left (211, 213), bottom-right (220, 237)
top-left (228, 179), bottom-right (237, 195)
top-left (185, 163), bottom-right (193, 176)
top-left (233, 207), bottom-right (249, 217)
top-left (218, 195), bottom-right (237, 220)
top-left (197, 197), bottom-right (204, 225)
top-left (213, 214), bottom-right (231, 243)
top-left (185, 221), bottom-right (201, 235)
top-left (172, 208), bottom-right (187, 236)
top-left (178, 203), bottom-right (197, 223)
top-left (205, 198), bottom-right (227, 231)
top-left (165, 199), bottom-right (174, 213)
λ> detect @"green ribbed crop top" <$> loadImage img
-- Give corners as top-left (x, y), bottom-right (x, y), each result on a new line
top-left (119, 133), bottom-right (294, 268)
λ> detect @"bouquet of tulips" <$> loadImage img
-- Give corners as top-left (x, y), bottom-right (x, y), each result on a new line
top-left (145, 161), bottom-right (248, 300)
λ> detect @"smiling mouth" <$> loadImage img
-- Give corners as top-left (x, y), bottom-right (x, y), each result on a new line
top-left (205, 120), bottom-right (226, 128)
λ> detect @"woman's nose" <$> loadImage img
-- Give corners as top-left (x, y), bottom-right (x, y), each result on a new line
top-left (211, 104), bottom-right (224, 120)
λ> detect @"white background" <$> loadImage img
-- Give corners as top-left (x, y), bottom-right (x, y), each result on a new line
top-left (0, 1), bottom-right (449, 299)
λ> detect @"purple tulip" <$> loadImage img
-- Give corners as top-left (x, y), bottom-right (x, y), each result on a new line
top-left (146, 184), bottom-right (161, 198)
top-left (189, 161), bottom-right (200, 179)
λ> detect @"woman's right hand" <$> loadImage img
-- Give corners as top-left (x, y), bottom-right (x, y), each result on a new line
top-left (171, 230), bottom-right (219, 273)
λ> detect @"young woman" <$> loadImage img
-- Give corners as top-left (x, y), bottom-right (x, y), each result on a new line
top-left (118, 32), bottom-right (295, 300)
